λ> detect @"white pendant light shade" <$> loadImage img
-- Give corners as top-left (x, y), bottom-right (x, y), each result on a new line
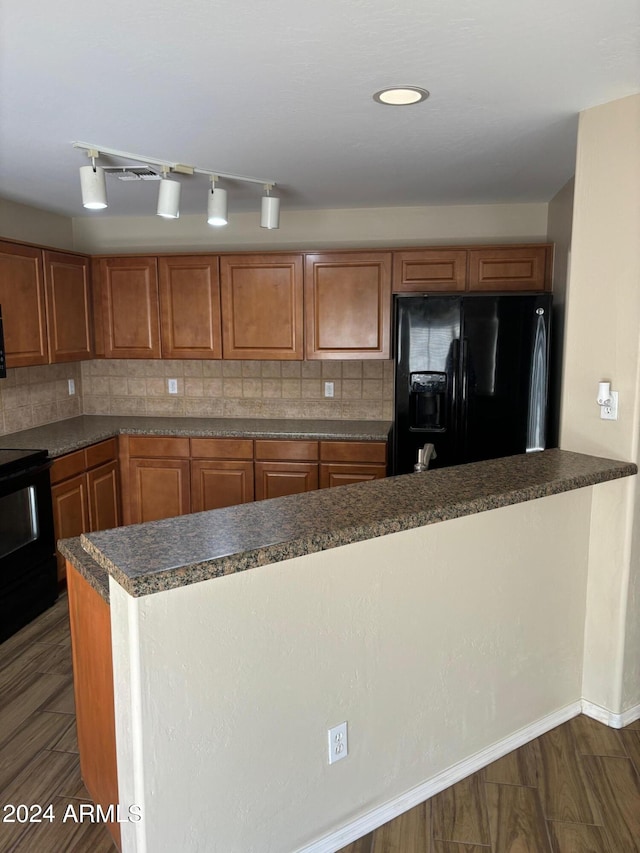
top-left (157, 178), bottom-right (181, 218)
top-left (79, 165), bottom-right (107, 209)
top-left (207, 187), bottom-right (228, 226)
top-left (260, 194), bottom-right (280, 229)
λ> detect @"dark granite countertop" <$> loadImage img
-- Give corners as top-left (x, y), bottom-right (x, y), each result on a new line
top-left (58, 448), bottom-right (636, 603)
top-left (0, 415), bottom-right (391, 457)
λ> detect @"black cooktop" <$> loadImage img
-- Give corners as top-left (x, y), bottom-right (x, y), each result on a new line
top-left (0, 448), bottom-right (49, 478)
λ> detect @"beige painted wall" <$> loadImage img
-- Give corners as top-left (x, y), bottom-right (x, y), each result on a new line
top-left (560, 94), bottom-right (640, 712)
top-left (0, 197), bottom-right (74, 250)
top-left (111, 488), bottom-right (591, 853)
top-left (72, 202), bottom-right (548, 254)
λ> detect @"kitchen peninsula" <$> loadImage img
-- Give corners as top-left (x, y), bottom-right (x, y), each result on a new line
top-left (58, 448), bottom-right (635, 853)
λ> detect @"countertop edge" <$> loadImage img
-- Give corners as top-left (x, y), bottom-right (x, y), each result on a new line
top-left (0, 415), bottom-right (392, 457)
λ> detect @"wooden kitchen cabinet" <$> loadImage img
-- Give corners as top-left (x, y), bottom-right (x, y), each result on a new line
top-left (0, 240), bottom-right (48, 367)
top-left (99, 256), bottom-right (161, 358)
top-left (468, 246), bottom-right (552, 292)
top-left (43, 250), bottom-right (93, 362)
top-left (122, 436), bottom-right (190, 524)
top-left (220, 254), bottom-right (304, 359)
top-left (50, 439), bottom-right (121, 582)
top-left (304, 252), bottom-right (392, 359)
top-left (158, 256), bottom-right (222, 359)
top-left (391, 244), bottom-right (553, 293)
top-left (392, 249), bottom-right (467, 293)
top-left (319, 440), bottom-right (388, 488)
top-left (190, 438), bottom-right (254, 511)
top-left (254, 439), bottom-right (319, 500)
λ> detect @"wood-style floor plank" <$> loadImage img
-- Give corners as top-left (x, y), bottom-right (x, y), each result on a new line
top-left (370, 802), bottom-right (430, 853)
top-left (48, 716), bottom-right (79, 754)
top-left (39, 676), bottom-right (75, 715)
top-left (568, 713), bottom-right (626, 757)
top-left (432, 842), bottom-right (490, 852)
top-left (0, 672), bottom-right (70, 743)
top-left (485, 782), bottom-right (552, 853)
top-left (0, 710), bottom-right (74, 793)
top-left (619, 729), bottom-right (640, 777)
top-left (535, 724), bottom-right (602, 824)
top-left (547, 820), bottom-right (613, 853)
top-left (581, 754), bottom-right (640, 851)
top-left (336, 833), bottom-right (373, 853)
top-left (483, 740), bottom-right (539, 787)
top-left (0, 598), bottom-right (68, 664)
top-left (431, 773), bottom-right (490, 846)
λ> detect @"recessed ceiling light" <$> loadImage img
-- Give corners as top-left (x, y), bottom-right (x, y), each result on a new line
top-left (373, 86), bottom-right (430, 106)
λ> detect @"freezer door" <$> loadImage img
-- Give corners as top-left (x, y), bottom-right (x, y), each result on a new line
top-left (460, 294), bottom-right (551, 463)
top-left (392, 296), bottom-right (461, 474)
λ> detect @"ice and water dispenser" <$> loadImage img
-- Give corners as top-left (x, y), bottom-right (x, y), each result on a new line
top-left (409, 371), bottom-right (448, 432)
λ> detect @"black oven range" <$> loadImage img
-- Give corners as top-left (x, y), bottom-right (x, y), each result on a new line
top-left (0, 448), bottom-right (57, 643)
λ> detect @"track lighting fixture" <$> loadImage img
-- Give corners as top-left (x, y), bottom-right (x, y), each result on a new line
top-left (156, 168), bottom-right (181, 219)
top-left (79, 149), bottom-right (107, 210)
top-left (73, 142), bottom-right (279, 228)
top-left (207, 177), bottom-right (228, 227)
top-left (260, 184), bottom-right (280, 230)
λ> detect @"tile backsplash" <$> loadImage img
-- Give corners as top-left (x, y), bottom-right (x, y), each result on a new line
top-left (0, 359), bottom-right (393, 435)
top-left (0, 363), bottom-right (82, 436)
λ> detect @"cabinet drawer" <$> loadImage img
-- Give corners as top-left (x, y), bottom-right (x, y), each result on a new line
top-left (127, 436), bottom-right (190, 458)
top-left (85, 438), bottom-right (117, 470)
top-left (190, 438), bottom-right (253, 460)
top-left (50, 449), bottom-right (86, 484)
top-left (254, 439), bottom-right (319, 461)
top-left (319, 440), bottom-right (387, 464)
top-left (319, 463), bottom-right (387, 489)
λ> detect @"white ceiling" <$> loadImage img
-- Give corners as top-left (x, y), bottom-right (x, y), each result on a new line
top-left (1, 0), bottom-right (638, 221)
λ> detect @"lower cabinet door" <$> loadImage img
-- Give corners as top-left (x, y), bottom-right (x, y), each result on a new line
top-left (87, 461), bottom-right (121, 532)
top-left (191, 460), bottom-right (254, 511)
top-left (51, 474), bottom-right (90, 582)
top-left (319, 463), bottom-right (387, 489)
top-left (254, 462), bottom-right (318, 501)
top-left (128, 458), bottom-right (190, 524)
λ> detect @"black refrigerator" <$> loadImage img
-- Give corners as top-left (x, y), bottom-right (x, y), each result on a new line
top-left (391, 293), bottom-right (552, 475)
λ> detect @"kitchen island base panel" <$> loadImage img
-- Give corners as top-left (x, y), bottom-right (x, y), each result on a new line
top-left (66, 563), bottom-right (120, 851)
top-left (109, 487), bottom-right (591, 853)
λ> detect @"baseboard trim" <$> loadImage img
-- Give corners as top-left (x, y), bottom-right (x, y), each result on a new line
top-left (581, 698), bottom-right (640, 729)
top-left (295, 701), bottom-right (582, 853)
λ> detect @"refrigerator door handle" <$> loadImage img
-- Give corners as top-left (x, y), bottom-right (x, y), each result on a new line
top-left (526, 307), bottom-right (549, 452)
top-left (460, 336), bottom-right (469, 438)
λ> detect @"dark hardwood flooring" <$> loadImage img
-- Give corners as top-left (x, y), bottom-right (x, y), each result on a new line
top-left (1, 595), bottom-right (639, 852)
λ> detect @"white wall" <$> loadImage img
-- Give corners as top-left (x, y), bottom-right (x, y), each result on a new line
top-left (111, 488), bottom-right (591, 853)
top-left (72, 202), bottom-right (548, 254)
top-left (0, 197), bottom-right (74, 250)
top-left (559, 94), bottom-right (640, 713)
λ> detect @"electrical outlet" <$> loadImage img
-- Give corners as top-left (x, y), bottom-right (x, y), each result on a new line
top-left (324, 381), bottom-right (334, 398)
top-left (168, 378), bottom-right (178, 395)
top-left (600, 391), bottom-right (619, 420)
top-left (328, 721), bottom-right (348, 764)
top-left (68, 379), bottom-right (75, 396)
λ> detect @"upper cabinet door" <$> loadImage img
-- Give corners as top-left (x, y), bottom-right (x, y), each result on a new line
top-left (392, 249), bottom-right (467, 293)
top-left (100, 256), bottom-right (161, 358)
top-left (43, 251), bottom-right (93, 363)
top-left (304, 252), bottom-right (392, 359)
top-left (0, 240), bottom-right (48, 367)
top-left (468, 246), bottom-right (552, 292)
top-left (158, 256), bottom-right (222, 359)
top-left (220, 254), bottom-right (304, 359)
